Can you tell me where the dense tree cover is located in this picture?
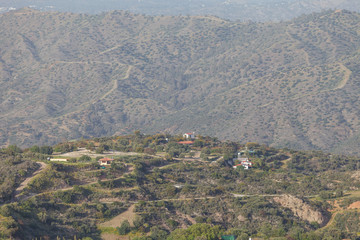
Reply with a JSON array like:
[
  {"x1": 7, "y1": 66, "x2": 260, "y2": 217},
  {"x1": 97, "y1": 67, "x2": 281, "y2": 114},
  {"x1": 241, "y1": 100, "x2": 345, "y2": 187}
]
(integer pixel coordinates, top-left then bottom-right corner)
[
  {"x1": 87, "y1": 132, "x2": 195, "y2": 158},
  {"x1": 29, "y1": 145, "x2": 54, "y2": 155},
  {"x1": 167, "y1": 223, "x2": 223, "y2": 240}
]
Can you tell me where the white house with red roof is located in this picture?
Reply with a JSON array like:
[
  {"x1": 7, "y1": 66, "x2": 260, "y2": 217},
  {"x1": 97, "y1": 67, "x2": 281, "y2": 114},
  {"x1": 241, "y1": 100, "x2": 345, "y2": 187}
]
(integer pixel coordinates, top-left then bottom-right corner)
[
  {"x1": 233, "y1": 158, "x2": 253, "y2": 170},
  {"x1": 183, "y1": 132, "x2": 195, "y2": 139},
  {"x1": 98, "y1": 157, "x2": 114, "y2": 165}
]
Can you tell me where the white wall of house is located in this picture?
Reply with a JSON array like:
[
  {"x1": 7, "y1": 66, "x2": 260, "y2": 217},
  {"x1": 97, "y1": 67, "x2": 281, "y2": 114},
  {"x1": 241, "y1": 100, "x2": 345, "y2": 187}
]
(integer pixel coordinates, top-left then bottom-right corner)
[
  {"x1": 50, "y1": 158, "x2": 68, "y2": 162},
  {"x1": 99, "y1": 161, "x2": 111, "y2": 165},
  {"x1": 183, "y1": 132, "x2": 195, "y2": 139}
]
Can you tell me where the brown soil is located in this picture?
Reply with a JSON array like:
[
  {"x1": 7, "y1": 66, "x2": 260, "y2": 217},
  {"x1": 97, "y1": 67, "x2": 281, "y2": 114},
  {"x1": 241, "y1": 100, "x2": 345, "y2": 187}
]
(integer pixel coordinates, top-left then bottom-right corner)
[
  {"x1": 328, "y1": 200, "x2": 342, "y2": 212},
  {"x1": 348, "y1": 201, "x2": 360, "y2": 209},
  {"x1": 55, "y1": 148, "x2": 140, "y2": 158},
  {"x1": 14, "y1": 162, "x2": 47, "y2": 198},
  {"x1": 100, "y1": 204, "x2": 136, "y2": 228}
]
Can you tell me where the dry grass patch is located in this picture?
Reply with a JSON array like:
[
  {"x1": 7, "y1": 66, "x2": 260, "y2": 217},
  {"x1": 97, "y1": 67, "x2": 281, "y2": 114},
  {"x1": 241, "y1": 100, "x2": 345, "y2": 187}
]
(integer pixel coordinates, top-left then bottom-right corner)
[{"x1": 100, "y1": 204, "x2": 136, "y2": 228}]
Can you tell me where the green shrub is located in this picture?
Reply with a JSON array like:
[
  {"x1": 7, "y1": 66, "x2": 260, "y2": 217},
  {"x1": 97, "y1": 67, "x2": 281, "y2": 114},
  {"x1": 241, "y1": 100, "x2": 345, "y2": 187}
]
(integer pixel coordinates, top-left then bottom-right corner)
[{"x1": 117, "y1": 220, "x2": 131, "y2": 235}]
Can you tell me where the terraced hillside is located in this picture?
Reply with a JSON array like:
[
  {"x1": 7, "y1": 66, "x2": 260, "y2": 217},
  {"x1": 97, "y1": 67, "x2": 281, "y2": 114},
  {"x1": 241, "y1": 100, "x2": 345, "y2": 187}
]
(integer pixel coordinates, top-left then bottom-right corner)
[
  {"x1": 1, "y1": 134, "x2": 360, "y2": 239},
  {"x1": 0, "y1": 8, "x2": 360, "y2": 154}
]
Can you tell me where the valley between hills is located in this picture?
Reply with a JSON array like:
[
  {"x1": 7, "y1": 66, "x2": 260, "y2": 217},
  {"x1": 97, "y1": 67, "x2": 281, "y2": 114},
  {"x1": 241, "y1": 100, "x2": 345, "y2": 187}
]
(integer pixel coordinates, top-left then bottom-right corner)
[
  {"x1": 2, "y1": 4, "x2": 360, "y2": 240},
  {"x1": 1, "y1": 8, "x2": 360, "y2": 155}
]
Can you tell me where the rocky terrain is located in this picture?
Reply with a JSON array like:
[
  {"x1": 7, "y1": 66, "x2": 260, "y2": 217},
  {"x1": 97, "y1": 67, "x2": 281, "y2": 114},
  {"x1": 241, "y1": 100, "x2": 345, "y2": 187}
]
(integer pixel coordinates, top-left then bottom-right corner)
[{"x1": 273, "y1": 194, "x2": 328, "y2": 226}]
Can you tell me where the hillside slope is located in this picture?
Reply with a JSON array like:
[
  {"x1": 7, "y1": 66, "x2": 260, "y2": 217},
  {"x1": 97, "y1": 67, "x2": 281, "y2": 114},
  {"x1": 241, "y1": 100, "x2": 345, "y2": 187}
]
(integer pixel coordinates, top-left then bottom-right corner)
[
  {"x1": 1, "y1": 134, "x2": 360, "y2": 239},
  {"x1": 0, "y1": 8, "x2": 360, "y2": 154}
]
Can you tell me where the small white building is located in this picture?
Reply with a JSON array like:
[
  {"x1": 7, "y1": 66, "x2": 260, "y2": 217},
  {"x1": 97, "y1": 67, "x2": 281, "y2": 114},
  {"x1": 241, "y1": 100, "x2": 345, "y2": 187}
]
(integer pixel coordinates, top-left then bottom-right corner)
[
  {"x1": 98, "y1": 158, "x2": 114, "y2": 165},
  {"x1": 49, "y1": 158, "x2": 69, "y2": 162},
  {"x1": 183, "y1": 132, "x2": 195, "y2": 139},
  {"x1": 241, "y1": 160, "x2": 252, "y2": 169},
  {"x1": 238, "y1": 151, "x2": 246, "y2": 157},
  {"x1": 233, "y1": 158, "x2": 253, "y2": 170}
]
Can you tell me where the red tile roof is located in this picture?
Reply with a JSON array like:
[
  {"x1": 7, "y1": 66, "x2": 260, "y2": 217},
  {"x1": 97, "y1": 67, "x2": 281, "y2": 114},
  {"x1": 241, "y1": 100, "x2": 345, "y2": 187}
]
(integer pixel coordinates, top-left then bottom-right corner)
[{"x1": 177, "y1": 141, "x2": 195, "y2": 145}]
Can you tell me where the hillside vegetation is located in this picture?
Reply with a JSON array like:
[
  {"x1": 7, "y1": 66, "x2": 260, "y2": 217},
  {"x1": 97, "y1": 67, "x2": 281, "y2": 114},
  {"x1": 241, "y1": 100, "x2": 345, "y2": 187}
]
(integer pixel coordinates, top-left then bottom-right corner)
[
  {"x1": 0, "y1": 133, "x2": 360, "y2": 239},
  {"x1": 1, "y1": 8, "x2": 360, "y2": 154}
]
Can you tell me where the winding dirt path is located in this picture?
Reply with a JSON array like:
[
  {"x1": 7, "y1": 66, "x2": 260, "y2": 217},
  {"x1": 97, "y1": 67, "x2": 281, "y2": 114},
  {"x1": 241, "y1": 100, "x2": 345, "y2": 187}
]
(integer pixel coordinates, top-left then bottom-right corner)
[
  {"x1": 319, "y1": 197, "x2": 360, "y2": 231},
  {"x1": 15, "y1": 165, "x2": 135, "y2": 203},
  {"x1": 14, "y1": 162, "x2": 47, "y2": 200},
  {"x1": 260, "y1": 63, "x2": 352, "y2": 108},
  {"x1": 319, "y1": 208, "x2": 360, "y2": 231},
  {"x1": 50, "y1": 61, "x2": 132, "y2": 120},
  {"x1": 335, "y1": 63, "x2": 351, "y2": 90},
  {"x1": 99, "y1": 45, "x2": 123, "y2": 55},
  {"x1": 100, "y1": 65, "x2": 133, "y2": 100}
]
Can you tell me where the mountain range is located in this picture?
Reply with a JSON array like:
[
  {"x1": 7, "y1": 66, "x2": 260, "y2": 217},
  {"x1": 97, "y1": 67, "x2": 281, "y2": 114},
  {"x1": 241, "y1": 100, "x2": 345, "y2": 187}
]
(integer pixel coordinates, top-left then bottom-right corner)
[
  {"x1": 1, "y1": 0, "x2": 360, "y2": 22},
  {"x1": 0, "y1": 8, "x2": 360, "y2": 155}
]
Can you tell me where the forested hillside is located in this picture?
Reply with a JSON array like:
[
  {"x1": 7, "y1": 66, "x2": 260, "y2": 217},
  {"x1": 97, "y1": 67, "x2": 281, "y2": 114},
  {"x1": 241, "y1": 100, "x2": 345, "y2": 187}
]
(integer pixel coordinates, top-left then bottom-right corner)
[
  {"x1": 1, "y1": 133, "x2": 360, "y2": 239},
  {"x1": 1, "y1": 8, "x2": 360, "y2": 154}
]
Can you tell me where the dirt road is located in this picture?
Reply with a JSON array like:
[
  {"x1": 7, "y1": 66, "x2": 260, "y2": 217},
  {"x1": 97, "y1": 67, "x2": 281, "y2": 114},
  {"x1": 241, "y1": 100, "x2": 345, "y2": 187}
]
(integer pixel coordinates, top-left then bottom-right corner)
[{"x1": 14, "y1": 162, "x2": 47, "y2": 199}]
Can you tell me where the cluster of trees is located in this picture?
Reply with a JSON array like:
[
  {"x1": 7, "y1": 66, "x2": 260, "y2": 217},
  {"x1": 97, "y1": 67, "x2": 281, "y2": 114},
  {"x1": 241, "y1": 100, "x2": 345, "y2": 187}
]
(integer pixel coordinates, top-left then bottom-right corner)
[
  {"x1": 167, "y1": 223, "x2": 223, "y2": 240},
  {"x1": 26, "y1": 163, "x2": 74, "y2": 193},
  {"x1": 0, "y1": 196, "x2": 126, "y2": 239},
  {"x1": 288, "y1": 150, "x2": 360, "y2": 173},
  {"x1": 83, "y1": 132, "x2": 222, "y2": 158},
  {"x1": 0, "y1": 151, "x2": 38, "y2": 203},
  {"x1": 319, "y1": 189, "x2": 343, "y2": 200},
  {"x1": 27, "y1": 143, "x2": 78, "y2": 155},
  {"x1": 28, "y1": 145, "x2": 54, "y2": 155},
  {"x1": 87, "y1": 132, "x2": 170, "y2": 154}
]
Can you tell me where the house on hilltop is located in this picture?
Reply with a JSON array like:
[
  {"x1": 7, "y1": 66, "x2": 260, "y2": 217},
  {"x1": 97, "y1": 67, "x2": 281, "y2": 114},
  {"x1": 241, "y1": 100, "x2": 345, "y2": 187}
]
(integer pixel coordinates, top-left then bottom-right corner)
[
  {"x1": 233, "y1": 158, "x2": 253, "y2": 170},
  {"x1": 98, "y1": 157, "x2": 114, "y2": 165},
  {"x1": 183, "y1": 132, "x2": 195, "y2": 139}
]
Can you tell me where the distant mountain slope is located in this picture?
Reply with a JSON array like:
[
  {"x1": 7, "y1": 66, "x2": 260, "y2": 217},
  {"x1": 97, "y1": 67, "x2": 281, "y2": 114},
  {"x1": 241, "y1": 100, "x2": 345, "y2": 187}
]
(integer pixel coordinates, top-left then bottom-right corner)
[
  {"x1": 0, "y1": 8, "x2": 360, "y2": 155},
  {"x1": 1, "y1": 0, "x2": 360, "y2": 22}
]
